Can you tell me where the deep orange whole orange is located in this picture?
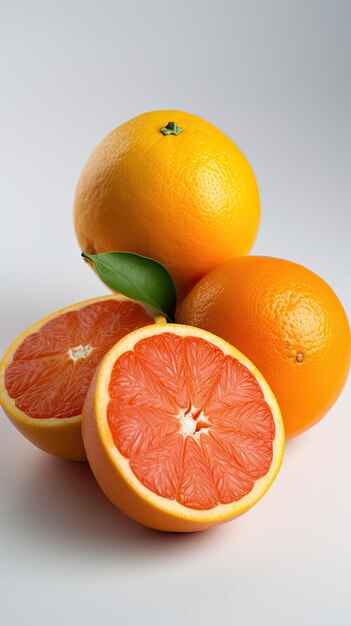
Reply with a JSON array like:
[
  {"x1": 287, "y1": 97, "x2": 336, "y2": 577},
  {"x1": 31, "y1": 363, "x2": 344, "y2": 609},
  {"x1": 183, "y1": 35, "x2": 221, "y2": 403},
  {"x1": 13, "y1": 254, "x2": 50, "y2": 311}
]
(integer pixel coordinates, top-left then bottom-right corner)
[
  {"x1": 74, "y1": 110, "x2": 260, "y2": 300},
  {"x1": 176, "y1": 256, "x2": 351, "y2": 437}
]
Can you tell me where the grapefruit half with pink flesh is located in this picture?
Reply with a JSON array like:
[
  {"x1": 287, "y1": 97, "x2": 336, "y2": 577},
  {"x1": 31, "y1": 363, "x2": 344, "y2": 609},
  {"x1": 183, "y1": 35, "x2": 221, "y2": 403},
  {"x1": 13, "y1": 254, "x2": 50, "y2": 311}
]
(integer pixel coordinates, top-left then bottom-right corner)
[
  {"x1": 82, "y1": 323, "x2": 284, "y2": 531},
  {"x1": 0, "y1": 295, "x2": 165, "y2": 460}
]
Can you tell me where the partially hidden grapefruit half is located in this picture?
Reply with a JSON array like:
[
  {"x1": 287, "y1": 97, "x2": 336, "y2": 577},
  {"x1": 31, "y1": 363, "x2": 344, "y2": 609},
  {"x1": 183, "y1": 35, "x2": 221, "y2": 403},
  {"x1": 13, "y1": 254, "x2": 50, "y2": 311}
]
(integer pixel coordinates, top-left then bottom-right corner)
[
  {"x1": 82, "y1": 324, "x2": 284, "y2": 532},
  {"x1": 0, "y1": 295, "x2": 165, "y2": 461}
]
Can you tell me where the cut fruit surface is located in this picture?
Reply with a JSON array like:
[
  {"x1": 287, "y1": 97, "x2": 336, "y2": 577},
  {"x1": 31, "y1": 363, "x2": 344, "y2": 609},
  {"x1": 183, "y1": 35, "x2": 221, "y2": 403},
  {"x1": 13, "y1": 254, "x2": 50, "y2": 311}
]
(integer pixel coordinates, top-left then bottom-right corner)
[
  {"x1": 82, "y1": 324, "x2": 284, "y2": 531},
  {"x1": 0, "y1": 295, "x2": 164, "y2": 460}
]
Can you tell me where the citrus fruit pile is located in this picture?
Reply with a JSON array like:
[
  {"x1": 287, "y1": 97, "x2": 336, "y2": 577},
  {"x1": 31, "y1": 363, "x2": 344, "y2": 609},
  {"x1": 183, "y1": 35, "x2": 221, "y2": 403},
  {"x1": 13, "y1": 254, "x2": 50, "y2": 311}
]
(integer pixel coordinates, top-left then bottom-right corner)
[{"x1": 1, "y1": 110, "x2": 350, "y2": 533}]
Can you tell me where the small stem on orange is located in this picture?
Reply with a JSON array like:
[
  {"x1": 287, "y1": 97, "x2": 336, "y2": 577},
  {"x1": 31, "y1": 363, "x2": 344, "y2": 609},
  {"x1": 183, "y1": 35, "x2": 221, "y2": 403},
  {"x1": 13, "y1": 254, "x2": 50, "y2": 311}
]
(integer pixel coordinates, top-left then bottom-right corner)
[{"x1": 160, "y1": 121, "x2": 182, "y2": 135}]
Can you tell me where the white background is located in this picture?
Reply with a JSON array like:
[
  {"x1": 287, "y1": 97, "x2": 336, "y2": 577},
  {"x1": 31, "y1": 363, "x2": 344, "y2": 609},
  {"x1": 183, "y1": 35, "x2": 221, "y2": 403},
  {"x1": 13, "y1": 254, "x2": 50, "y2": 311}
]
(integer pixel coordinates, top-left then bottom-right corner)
[{"x1": 1, "y1": 1, "x2": 350, "y2": 624}]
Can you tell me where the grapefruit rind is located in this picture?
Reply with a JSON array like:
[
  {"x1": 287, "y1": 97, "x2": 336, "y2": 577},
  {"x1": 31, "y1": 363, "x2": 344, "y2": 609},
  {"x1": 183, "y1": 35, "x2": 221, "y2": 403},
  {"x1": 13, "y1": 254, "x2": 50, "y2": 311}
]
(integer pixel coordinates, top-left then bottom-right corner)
[
  {"x1": 82, "y1": 323, "x2": 284, "y2": 531},
  {"x1": 0, "y1": 295, "x2": 165, "y2": 461}
]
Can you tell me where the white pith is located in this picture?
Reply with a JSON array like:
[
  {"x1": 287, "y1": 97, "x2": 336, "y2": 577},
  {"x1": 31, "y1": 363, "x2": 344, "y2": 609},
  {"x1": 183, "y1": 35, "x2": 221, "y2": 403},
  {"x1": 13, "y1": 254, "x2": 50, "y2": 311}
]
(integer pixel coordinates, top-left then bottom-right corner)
[
  {"x1": 68, "y1": 344, "x2": 94, "y2": 362},
  {"x1": 177, "y1": 406, "x2": 212, "y2": 438}
]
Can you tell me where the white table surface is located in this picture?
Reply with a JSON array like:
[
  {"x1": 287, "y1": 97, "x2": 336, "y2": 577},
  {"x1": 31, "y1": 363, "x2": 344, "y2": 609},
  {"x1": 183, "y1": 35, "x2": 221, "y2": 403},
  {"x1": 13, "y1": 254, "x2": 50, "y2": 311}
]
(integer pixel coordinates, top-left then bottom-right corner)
[{"x1": 1, "y1": 2, "x2": 350, "y2": 625}]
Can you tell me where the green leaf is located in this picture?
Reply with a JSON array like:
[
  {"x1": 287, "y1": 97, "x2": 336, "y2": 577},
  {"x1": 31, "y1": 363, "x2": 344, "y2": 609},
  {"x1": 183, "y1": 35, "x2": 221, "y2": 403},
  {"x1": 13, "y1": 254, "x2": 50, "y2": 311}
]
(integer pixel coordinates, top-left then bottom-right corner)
[{"x1": 82, "y1": 251, "x2": 177, "y2": 321}]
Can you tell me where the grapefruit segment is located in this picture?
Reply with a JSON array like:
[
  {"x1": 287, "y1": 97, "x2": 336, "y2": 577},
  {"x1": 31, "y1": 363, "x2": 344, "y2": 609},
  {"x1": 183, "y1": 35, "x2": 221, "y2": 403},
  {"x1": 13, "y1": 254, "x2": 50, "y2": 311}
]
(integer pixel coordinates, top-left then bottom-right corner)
[
  {"x1": 134, "y1": 333, "x2": 190, "y2": 409},
  {"x1": 205, "y1": 355, "x2": 264, "y2": 416},
  {"x1": 107, "y1": 401, "x2": 178, "y2": 458},
  {"x1": 130, "y1": 434, "x2": 183, "y2": 500},
  {"x1": 183, "y1": 336, "x2": 225, "y2": 409},
  {"x1": 177, "y1": 436, "x2": 218, "y2": 510},
  {"x1": 210, "y1": 430, "x2": 273, "y2": 480},
  {"x1": 109, "y1": 350, "x2": 177, "y2": 414},
  {"x1": 0, "y1": 295, "x2": 165, "y2": 460},
  {"x1": 209, "y1": 400, "x2": 276, "y2": 439},
  {"x1": 82, "y1": 323, "x2": 285, "y2": 532},
  {"x1": 201, "y1": 435, "x2": 254, "y2": 503}
]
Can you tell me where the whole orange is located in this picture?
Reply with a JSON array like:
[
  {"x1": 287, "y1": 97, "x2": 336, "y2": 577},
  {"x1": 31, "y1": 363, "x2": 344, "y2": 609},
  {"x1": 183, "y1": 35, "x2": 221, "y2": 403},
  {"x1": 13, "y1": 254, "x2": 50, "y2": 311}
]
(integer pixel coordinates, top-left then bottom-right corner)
[
  {"x1": 176, "y1": 256, "x2": 351, "y2": 437},
  {"x1": 74, "y1": 110, "x2": 260, "y2": 300}
]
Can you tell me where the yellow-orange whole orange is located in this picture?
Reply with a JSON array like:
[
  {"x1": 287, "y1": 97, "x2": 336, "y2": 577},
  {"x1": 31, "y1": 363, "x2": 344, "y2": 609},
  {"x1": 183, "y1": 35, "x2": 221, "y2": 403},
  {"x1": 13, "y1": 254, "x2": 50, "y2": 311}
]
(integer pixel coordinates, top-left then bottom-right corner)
[
  {"x1": 176, "y1": 256, "x2": 351, "y2": 437},
  {"x1": 74, "y1": 110, "x2": 260, "y2": 300}
]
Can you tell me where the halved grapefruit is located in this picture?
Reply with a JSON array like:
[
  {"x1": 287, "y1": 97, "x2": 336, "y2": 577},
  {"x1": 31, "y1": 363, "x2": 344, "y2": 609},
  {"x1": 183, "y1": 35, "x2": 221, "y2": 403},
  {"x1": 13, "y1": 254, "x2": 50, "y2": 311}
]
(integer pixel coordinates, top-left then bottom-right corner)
[
  {"x1": 82, "y1": 324, "x2": 284, "y2": 532},
  {"x1": 0, "y1": 295, "x2": 164, "y2": 461}
]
